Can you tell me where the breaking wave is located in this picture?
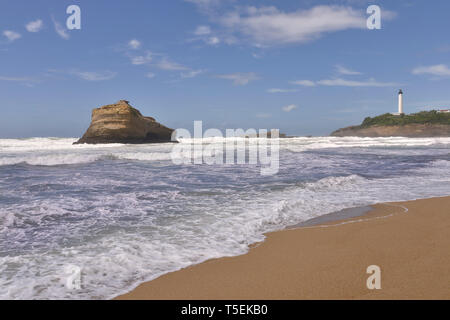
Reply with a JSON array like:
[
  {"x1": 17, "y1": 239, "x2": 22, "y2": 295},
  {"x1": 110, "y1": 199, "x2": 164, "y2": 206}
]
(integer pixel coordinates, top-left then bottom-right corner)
[{"x1": 0, "y1": 136, "x2": 449, "y2": 299}]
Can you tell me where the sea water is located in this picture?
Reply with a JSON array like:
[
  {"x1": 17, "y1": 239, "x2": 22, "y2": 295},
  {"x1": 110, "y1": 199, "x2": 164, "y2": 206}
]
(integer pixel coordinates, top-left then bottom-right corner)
[{"x1": 0, "y1": 136, "x2": 449, "y2": 299}]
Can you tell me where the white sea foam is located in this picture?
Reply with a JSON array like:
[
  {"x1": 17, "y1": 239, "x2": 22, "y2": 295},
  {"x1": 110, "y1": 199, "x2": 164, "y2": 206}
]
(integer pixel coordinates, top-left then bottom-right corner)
[
  {"x1": 0, "y1": 137, "x2": 449, "y2": 299},
  {"x1": 0, "y1": 136, "x2": 449, "y2": 167}
]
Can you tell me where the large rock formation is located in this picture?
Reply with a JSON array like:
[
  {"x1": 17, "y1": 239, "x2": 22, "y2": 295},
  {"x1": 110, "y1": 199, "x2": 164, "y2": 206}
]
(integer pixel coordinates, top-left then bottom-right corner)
[
  {"x1": 74, "y1": 100, "x2": 175, "y2": 144},
  {"x1": 331, "y1": 123, "x2": 450, "y2": 137}
]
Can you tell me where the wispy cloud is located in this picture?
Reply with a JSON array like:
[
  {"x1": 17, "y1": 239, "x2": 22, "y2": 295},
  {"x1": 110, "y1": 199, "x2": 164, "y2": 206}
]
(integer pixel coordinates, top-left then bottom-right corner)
[
  {"x1": 52, "y1": 16, "x2": 70, "y2": 40},
  {"x1": 206, "y1": 36, "x2": 220, "y2": 45},
  {"x1": 267, "y1": 88, "x2": 298, "y2": 93},
  {"x1": 122, "y1": 40, "x2": 203, "y2": 79},
  {"x1": 156, "y1": 57, "x2": 189, "y2": 71},
  {"x1": 190, "y1": 25, "x2": 221, "y2": 46},
  {"x1": 412, "y1": 64, "x2": 450, "y2": 77},
  {"x1": 282, "y1": 104, "x2": 298, "y2": 112},
  {"x1": 156, "y1": 58, "x2": 204, "y2": 78},
  {"x1": 0, "y1": 75, "x2": 40, "y2": 86},
  {"x1": 292, "y1": 78, "x2": 398, "y2": 87},
  {"x1": 26, "y1": 19, "x2": 44, "y2": 33},
  {"x1": 181, "y1": 69, "x2": 205, "y2": 78},
  {"x1": 290, "y1": 80, "x2": 316, "y2": 87},
  {"x1": 216, "y1": 72, "x2": 259, "y2": 85},
  {"x1": 0, "y1": 76, "x2": 33, "y2": 81},
  {"x1": 194, "y1": 25, "x2": 211, "y2": 36},
  {"x1": 128, "y1": 39, "x2": 141, "y2": 50},
  {"x1": 3, "y1": 30, "x2": 21, "y2": 42},
  {"x1": 316, "y1": 78, "x2": 399, "y2": 87},
  {"x1": 46, "y1": 69, "x2": 117, "y2": 82},
  {"x1": 70, "y1": 70, "x2": 117, "y2": 81},
  {"x1": 129, "y1": 52, "x2": 153, "y2": 65},
  {"x1": 335, "y1": 64, "x2": 361, "y2": 75}
]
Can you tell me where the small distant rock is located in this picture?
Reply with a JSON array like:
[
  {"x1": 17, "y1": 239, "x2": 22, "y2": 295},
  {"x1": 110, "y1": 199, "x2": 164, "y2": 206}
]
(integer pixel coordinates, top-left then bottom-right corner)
[{"x1": 74, "y1": 100, "x2": 175, "y2": 144}]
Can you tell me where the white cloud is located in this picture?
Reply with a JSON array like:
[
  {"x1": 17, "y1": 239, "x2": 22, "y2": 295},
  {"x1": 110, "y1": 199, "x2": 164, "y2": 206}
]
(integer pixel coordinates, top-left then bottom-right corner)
[
  {"x1": 0, "y1": 75, "x2": 39, "y2": 86},
  {"x1": 267, "y1": 88, "x2": 298, "y2": 93},
  {"x1": 291, "y1": 78, "x2": 398, "y2": 87},
  {"x1": 52, "y1": 16, "x2": 70, "y2": 40},
  {"x1": 194, "y1": 25, "x2": 211, "y2": 35},
  {"x1": 131, "y1": 56, "x2": 147, "y2": 65},
  {"x1": 316, "y1": 78, "x2": 399, "y2": 87},
  {"x1": 3, "y1": 30, "x2": 21, "y2": 42},
  {"x1": 220, "y1": 5, "x2": 367, "y2": 46},
  {"x1": 181, "y1": 69, "x2": 204, "y2": 78},
  {"x1": 206, "y1": 36, "x2": 220, "y2": 45},
  {"x1": 194, "y1": 35, "x2": 221, "y2": 46},
  {"x1": 26, "y1": 19, "x2": 43, "y2": 33},
  {"x1": 190, "y1": 25, "x2": 221, "y2": 46},
  {"x1": 216, "y1": 72, "x2": 259, "y2": 85},
  {"x1": 335, "y1": 64, "x2": 361, "y2": 75},
  {"x1": 130, "y1": 52, "x2": 153, "y2": 65},
  {"x1": 156, "y1": 58, "x2": 189, "y2": 71},
  {"x1": 412, "y1": 64, "x2": 450, "y2": 77},
  {"x1": 282, "y1": 104, "x2": 298, "y2": 112},
  {"x1": 128, "y1": 39, "x2": 141, "y2": 50},
  {"x1": 70, "y1": 71, "x2": 117, "y2": 81},
  {"x1": 291, "y1": 80, "x2": 316, "y2": 87},
  {"x1": 0, "y1": 76, "x2": 32, "y2": 81},
  {"x1": 122, "y1": 43, "x2": 201, "y2": 79}
]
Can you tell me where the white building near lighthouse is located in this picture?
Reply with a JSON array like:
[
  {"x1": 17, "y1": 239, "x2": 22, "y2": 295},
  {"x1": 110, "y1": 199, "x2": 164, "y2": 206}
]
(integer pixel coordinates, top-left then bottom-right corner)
[{"x1": 392, "y1": 89, "x2": 405, "y2": 115}]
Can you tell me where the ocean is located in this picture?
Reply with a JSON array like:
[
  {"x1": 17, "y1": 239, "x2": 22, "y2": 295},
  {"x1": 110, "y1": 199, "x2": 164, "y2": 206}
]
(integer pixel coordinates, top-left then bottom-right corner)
[{"x1": 0, "y1": 136, "x2": 449, "y2": 299}]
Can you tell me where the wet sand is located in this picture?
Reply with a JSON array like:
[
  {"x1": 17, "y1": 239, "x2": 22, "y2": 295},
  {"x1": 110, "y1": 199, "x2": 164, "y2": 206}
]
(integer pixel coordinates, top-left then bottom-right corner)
[{"x1": 116, "y1": 196, "x2": 450, "y2": 300}]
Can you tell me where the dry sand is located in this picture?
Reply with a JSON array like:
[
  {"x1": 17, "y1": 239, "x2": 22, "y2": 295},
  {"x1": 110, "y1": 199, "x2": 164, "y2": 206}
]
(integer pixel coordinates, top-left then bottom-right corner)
[{"x1": 116, "y1": 196, "x2": 450, "y2": 300}]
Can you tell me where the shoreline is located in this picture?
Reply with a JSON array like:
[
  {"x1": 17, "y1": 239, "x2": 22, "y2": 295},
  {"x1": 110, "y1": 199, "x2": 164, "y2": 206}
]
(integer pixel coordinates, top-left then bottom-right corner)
[
  {"x1": 116, "y1": 196, "x2": 450, "y2": 300},
  {"x1": 287, "y1": 205, "x2": 373, "y2": 229}
]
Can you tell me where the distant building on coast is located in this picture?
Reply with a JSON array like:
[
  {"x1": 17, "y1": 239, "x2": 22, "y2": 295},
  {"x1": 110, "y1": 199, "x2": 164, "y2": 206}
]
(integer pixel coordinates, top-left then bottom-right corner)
[{"x1": 422, "y1": 107, "x2": 450, "y2": 113}]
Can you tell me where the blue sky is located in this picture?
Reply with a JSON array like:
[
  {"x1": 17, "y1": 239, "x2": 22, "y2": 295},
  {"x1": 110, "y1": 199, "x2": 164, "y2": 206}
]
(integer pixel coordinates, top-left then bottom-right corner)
[{"x1": 1, "y1": 0, "x2": 450, "y2": 137}]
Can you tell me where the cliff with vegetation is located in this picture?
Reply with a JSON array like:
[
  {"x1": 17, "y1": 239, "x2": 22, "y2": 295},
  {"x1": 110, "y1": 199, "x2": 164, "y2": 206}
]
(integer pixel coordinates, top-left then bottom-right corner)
[{"x1": 331, "y1": 111, "x2": 450, "y2": 137}]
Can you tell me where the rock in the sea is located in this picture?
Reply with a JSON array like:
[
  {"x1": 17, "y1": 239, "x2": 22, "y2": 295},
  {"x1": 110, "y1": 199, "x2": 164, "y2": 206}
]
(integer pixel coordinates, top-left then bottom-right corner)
[{"x1": 74, "y1": 100, "x2": 175, "y2": 144}]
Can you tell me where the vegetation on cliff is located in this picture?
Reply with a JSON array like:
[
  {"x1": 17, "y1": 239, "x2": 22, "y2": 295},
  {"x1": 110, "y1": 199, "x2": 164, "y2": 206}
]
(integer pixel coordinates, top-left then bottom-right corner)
[{"x1": 360, "y1": 111, "x2": 450, "y2": 128}]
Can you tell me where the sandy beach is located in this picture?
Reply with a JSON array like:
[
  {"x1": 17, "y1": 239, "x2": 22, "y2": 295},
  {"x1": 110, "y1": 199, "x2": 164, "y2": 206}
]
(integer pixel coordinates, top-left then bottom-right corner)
[{"x1": 117, "y1": 196, "x2": 450, "y2": 300}]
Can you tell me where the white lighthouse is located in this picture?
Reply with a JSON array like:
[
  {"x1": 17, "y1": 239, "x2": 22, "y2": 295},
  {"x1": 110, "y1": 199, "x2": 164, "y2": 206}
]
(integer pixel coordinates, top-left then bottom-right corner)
[
  {"x1": 398, "y1": 89, "x2": 404, "y2": 114},
  {"x1": 392, "y1": 89, "x2": 404, "y2": 115}
]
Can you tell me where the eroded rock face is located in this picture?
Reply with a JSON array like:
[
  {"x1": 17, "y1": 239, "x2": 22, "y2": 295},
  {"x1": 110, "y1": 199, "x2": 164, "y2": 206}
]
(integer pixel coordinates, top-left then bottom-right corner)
[
  {"x1": 74, "y1": 100, "x2": 175, "y2": 144},
  {"x1": 330, "y1": 124, "x2": 450, "y2": 137}
]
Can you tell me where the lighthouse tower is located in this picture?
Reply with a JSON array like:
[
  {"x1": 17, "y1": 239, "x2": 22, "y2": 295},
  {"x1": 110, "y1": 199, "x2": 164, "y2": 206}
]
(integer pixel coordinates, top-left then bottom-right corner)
[{"x1": 398, "y1": 89, "x2": 404, "y2": 114}]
